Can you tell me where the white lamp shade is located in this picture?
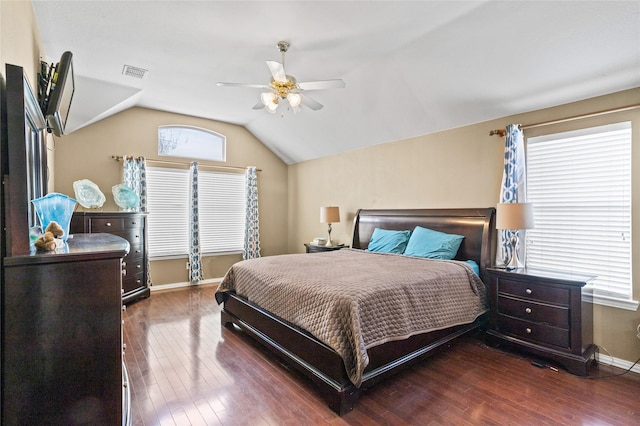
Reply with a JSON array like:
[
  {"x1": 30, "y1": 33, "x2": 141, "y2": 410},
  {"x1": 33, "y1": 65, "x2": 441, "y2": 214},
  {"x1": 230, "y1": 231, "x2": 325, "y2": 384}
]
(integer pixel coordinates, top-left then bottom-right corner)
[
  {"x1": 320, "y1": 206, "x2": 340, "y2": 223},
  {"x1": 496, "y1": 203, "x2": 534, "y2": 230}
]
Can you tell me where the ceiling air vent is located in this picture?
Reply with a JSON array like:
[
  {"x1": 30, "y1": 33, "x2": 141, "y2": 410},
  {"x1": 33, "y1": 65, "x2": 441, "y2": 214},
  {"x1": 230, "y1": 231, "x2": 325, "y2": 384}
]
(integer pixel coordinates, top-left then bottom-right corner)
[{"x1": 122, "y1": 64, "x2": 148, "y2": 79}]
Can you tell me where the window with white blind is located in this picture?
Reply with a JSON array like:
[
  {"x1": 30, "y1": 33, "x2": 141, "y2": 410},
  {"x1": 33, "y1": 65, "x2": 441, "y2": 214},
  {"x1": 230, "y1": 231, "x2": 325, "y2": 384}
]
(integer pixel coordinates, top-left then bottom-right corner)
[
  {"x1": 526, "y1": 122, "x2": 636, "y2": 310},
  {"x1": 146, "y1": 166, "x2": 245, "y2": 259}
]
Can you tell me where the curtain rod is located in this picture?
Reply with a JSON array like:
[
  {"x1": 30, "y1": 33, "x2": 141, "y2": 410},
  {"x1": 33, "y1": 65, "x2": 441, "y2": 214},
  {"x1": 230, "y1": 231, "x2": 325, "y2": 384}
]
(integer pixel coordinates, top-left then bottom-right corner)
[
  {"x1": 111, "y1": 155, "x2": 261, "y2": 172},
  {"x1": 488, "y1": 103, "x2": 640, "y2": 137}
]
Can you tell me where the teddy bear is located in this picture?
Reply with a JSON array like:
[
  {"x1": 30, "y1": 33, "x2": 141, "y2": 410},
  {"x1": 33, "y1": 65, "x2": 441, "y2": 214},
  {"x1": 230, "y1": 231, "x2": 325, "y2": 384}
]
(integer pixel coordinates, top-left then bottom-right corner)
[{"x1": 34, "y1": 221, "x2": 65, "y2": 251}]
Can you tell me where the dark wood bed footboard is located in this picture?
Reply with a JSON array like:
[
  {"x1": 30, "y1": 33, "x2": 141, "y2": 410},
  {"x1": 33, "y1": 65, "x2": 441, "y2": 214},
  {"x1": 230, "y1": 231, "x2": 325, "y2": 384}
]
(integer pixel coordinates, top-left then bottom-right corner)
[
  {"x1": 219, "y1": 207, "x2": 495, "y2": 415},
  {"x1": 221, "y1": 294, "x2": 360, "y2": 414},
  {"x1": 221, "y1": 292, "x2": 488, "y2": 415}
]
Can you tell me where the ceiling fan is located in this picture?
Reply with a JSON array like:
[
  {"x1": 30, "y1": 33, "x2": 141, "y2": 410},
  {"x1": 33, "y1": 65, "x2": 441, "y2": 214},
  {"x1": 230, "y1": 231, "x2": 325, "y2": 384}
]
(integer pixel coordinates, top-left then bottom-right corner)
[{"x1": 216, "y1": 41, "x2": 345, "y2": 114}]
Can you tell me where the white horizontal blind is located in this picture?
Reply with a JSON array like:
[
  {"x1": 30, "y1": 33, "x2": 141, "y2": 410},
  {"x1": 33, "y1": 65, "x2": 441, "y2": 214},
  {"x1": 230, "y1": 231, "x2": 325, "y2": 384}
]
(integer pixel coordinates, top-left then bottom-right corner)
[
  {"x1": 198, "y1": 171, "x2": 245, "y2": 254},
  {"x1": 146, "y1": 167, "x2": 190, "y2": 258},
  {"x1": 146, "y1": 166, "x2": 245, "y2": 258},
  {"x1": 526, "y1": 122, "x2": 631, "y2": 301}
]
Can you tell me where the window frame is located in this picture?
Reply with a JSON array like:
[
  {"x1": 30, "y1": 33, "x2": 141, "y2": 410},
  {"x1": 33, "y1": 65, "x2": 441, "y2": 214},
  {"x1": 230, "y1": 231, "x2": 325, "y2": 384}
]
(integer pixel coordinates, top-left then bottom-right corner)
[{"x1": 525, "y1": 121, "x2": 637, "y2": 310}]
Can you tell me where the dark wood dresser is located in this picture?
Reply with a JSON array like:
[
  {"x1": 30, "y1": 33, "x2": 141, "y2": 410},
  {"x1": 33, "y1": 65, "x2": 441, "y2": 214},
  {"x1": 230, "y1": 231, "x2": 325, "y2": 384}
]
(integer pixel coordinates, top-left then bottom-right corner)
[
  {"x1": 71, "y1": 212, "x2": 150, "y2": 304},
  {"x1": 1, "y1": 233, "x2": 130, "y2": 425},
  {"x1": 485, "y1": 267, "x2": 597, "y2": 375}
]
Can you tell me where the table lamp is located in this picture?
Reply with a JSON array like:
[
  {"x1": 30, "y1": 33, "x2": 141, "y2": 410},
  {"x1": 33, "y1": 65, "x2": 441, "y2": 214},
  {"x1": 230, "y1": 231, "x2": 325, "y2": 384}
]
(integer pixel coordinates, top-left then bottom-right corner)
[
  {"x1": 496, "y1": 202, "x2": 534, "y2": 269},
  {"x1": 320, "y1": 206, "x2": 340, "y2": 247}
]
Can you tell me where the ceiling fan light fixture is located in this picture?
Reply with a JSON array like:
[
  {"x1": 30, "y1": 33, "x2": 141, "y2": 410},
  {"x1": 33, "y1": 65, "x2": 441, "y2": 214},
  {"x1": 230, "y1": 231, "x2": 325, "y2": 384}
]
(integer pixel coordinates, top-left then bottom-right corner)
[
  {"x1": 287, "y1": 92, "x2": 302, "y2": 107},
  {"x1": 265, "y1": 101, "x2": 278, "y2": 113},
  {"x1": 217, "y1": 41, "x2": 345, "y2": 115},
  {"x1": 260, "y1": 91, "x2": 276, "y2": 106}
]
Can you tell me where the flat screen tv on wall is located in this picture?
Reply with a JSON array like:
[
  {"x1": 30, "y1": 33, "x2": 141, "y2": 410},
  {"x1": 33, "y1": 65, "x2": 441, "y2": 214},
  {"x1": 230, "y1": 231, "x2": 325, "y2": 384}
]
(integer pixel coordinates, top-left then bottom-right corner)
[{"x1": 42, "y1": 51, "x2": 75, "y2": 137}]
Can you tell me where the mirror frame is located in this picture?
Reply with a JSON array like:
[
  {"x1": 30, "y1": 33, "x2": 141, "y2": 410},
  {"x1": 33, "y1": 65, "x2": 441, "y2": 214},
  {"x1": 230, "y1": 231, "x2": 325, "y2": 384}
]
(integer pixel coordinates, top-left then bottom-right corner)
[{"x1": 3, "y1": 64, "x2": 47, "y2": 256}]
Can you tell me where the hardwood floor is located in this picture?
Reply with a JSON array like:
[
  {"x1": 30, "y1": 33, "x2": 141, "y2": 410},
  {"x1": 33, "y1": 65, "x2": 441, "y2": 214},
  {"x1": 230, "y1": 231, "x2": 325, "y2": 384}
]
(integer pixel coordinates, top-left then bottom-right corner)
[{"x1": 123, "y1": 285, "x2": 640, "y2": 425}]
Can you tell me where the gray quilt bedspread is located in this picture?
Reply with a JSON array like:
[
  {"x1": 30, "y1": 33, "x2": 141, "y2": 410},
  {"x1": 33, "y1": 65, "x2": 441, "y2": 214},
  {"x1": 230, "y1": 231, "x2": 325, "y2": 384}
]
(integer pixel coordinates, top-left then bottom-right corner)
[{"x1": 215, "y1": 248, "x2": 487, "y2": 386}]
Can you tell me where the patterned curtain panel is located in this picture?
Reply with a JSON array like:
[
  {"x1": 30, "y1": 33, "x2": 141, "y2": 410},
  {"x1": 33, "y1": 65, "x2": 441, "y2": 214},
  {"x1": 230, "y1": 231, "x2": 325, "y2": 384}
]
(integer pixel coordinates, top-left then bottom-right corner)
[
  {"x1": 122, "y1": 156, "x2": 148, "y2": 212},
  {"x1": 122, "y1": 156, "x2": 152, "y2": 286},
  {"x1": 189, "y1": 162, "x2": 204, "y2": 283},
  {"x1": 243, "y1": 166, "x2": 261, "y2": 260},
  {"x1": 498, "y1": 124, "x2": 527, "y2": 265}
]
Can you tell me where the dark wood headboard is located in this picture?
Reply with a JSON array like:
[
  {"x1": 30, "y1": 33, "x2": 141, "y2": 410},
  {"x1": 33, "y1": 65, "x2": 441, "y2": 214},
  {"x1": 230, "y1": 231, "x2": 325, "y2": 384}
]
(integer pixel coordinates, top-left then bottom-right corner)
[{"x1": 351, "y1": 208, "x2": 496, "y2": 282}]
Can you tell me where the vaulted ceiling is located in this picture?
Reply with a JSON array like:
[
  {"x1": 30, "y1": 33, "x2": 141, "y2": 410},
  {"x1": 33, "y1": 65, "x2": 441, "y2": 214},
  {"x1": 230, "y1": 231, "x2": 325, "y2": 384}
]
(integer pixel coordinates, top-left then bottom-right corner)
[{"x1": 32, "y1": 1, "x2": 640, "y2": 164}]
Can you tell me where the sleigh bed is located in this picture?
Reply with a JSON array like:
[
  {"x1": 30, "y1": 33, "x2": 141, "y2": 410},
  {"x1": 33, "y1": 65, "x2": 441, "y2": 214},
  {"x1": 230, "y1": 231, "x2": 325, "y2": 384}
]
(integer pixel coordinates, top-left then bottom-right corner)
[{"x1": 216, "y1": 208, "x2": 496, "y2": 414}]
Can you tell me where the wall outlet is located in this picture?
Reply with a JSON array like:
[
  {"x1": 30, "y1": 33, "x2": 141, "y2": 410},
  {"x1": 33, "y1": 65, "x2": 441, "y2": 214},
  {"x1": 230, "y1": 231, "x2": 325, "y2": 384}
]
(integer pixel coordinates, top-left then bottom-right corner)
[
  {"x1": 637, "y1": 324, "x2": 640, "y2": 340},
  {"x1": 186, "y1": 262, "x2": 190, "y2": 270}
]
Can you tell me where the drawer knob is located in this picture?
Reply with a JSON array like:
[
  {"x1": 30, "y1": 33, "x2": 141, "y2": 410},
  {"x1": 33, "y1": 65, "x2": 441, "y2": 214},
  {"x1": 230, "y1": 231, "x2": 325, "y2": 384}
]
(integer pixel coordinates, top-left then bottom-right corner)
[
  {"x1": 525, "y1": 307, "x2": 532, "y2": 314},
  {"x1": 106, "y1": 222, "x2": 112, "y2": 227},
  {"x1": 136, "y1": 264, "x2": 141, "y2": 269},
  {"x1": 526, "y1": 327, "x2": 532, "y2": 334},
  {"x1": 122, "y1": 305, "x2": 127, "y2": 312},
  {"x1": 525, "y1": 288, "x2": 532, "y2": 295}
]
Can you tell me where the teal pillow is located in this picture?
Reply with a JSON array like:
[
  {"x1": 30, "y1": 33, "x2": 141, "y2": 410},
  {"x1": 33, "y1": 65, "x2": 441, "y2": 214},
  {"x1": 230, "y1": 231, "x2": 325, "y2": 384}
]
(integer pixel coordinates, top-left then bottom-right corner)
[
  {"x1": 465, "y1": 260, "x2": 480, "y2": 276},
  {"x1": 403, "y1": 226, "x2": 464, "y2": 260},
  {"x1": 367, "y1": 228, "x2": 411, "y2": 254}
]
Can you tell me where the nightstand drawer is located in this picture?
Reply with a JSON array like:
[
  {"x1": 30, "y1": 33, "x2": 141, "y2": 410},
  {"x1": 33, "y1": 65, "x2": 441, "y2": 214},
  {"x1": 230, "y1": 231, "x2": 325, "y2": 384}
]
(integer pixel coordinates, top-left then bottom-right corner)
[
  {"x1": 498, "y1": 294, "x2": 569, "y2": 328},
  {"x1": 497, "y1": 315, "x2": 570, "y2": 349},
  {"x1": 498, "y1": 278, "x2": 570, "y2": 305}
]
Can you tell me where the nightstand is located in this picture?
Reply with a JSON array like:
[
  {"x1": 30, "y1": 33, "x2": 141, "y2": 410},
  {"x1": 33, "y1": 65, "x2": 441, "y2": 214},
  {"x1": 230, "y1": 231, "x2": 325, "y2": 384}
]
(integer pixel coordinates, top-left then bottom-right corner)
[
  {"x1": 304, "y1": 243, "x2": 345, "y2": 253},
  {"x1": 485, "y1": 267, "x2": 597, "y2": 376}
]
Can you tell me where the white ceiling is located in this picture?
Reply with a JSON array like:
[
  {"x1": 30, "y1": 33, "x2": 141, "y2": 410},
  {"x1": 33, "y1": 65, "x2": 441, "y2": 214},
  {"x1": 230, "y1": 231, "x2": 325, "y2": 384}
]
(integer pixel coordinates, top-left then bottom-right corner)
[{"x1": 32, "y1": 1, "x2": 640, "y2": 165}]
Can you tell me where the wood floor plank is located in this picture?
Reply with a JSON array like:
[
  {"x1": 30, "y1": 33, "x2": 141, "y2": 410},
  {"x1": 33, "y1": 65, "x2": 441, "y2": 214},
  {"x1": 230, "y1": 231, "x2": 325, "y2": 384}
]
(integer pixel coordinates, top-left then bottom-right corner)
[{"x1": 124, "y1": 285, "x2": 640, "y2": 425}]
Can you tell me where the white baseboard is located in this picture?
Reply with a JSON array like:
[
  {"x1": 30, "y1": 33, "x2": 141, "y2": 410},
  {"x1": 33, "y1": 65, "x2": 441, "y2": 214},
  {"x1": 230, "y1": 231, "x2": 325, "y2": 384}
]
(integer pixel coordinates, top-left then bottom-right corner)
[
  {"x1": 149, "y1": 278, "x2": 222, "y2": 292},
  {"x1": 596, "y1": 352, "x2": 640, "y2": 375}
]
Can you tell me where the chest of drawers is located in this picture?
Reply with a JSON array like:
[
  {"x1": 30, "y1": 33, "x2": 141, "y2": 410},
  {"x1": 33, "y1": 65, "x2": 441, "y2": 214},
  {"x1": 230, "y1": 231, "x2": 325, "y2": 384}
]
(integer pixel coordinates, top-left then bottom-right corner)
[
  {"x1": 485, "y1": 267, "x2": 597, "y2": 376},
  {"x1": 72, "y1": 212, "x2": 150, "y2": 304},
  {"x1": 2, "y1": 234, "x2": 129, "y2": 425}
]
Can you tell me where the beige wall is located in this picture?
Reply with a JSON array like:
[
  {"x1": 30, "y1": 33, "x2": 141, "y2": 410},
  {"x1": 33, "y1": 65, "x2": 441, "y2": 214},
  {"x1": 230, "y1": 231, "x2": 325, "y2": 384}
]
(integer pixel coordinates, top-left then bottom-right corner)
[
  {"x1": 53, "y1": 107, "x2": 288, "y2": 285},
  {"x1": 0, "y1": 0, "x2": 55, "y2": 190},
  {"x1": 289, "y1": 87, "x2": 640, "y2": 364},
  {"x1": 1, "y1": 1, "x2": 41, "y2": 88}
]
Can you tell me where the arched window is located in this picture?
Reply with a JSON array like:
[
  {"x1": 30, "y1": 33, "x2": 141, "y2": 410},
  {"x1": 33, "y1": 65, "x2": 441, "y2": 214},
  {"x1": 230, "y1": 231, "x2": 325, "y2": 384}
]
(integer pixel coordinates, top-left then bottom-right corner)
[{"x1": 158, "y1": 125, "x2": 226, "y2": 161}]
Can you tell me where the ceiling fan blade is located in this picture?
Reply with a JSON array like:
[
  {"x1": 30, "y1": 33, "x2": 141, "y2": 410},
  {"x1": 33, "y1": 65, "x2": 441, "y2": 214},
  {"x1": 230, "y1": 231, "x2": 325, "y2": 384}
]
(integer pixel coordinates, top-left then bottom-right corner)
[
  {"x1": 298, "y1": 79, "x2": 346, "y2": 91},
  {"x1": 266, "y1": 60, "x2": 287, "y2": 82},
  {"x1": 301, "y1": 94, "x2": 323, "y2": 111},
  {"x1": 217, "y1": 82, "x2": 269, "y2": 89}
]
